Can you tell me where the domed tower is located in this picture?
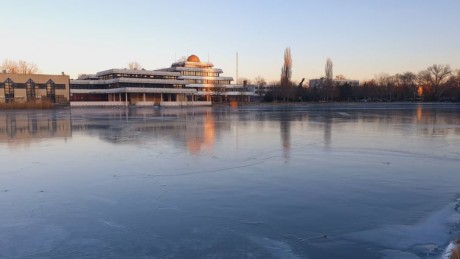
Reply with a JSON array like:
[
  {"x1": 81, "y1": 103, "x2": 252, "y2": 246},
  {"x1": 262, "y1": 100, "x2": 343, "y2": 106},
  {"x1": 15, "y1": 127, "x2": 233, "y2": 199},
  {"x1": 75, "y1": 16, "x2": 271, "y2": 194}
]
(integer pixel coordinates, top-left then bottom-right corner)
[
  {"x1": 160, "y1": 53, "x2": 253, "y2": 103},
  {"x1": 186, "y1": 55, "x2": 201, "y2": 63}
]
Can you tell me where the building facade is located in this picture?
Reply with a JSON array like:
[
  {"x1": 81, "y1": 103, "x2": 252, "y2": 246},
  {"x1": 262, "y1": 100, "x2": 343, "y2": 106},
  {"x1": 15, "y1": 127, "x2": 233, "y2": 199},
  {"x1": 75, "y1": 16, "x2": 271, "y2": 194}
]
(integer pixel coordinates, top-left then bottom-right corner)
[
  {"x1": 0, "y1": 73, "x2": 70, "y2": 104},
  {"x1": 70, "y1": 68, "x2": 198, "y2": 107},
  {"x1": 157, "y1": 55, "x2": 253, "y2": 103},
  {"x1": 70, "y1": 55, "x2": 253, "y2": 106}
]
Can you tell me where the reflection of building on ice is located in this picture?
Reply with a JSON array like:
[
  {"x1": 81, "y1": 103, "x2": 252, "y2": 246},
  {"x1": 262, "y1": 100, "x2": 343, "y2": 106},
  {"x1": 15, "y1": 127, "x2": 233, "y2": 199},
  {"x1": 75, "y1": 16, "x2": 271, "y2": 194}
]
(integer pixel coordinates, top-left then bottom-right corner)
[
  {"x1": 0, "y1": 111, "x2": 72, "y2": 144},
  {"x1": 186, "y1": 112, "x2": 216, "y2": 155},
  {"x1": 280, "y1": 118, "x2": 291, "y2": 161}
]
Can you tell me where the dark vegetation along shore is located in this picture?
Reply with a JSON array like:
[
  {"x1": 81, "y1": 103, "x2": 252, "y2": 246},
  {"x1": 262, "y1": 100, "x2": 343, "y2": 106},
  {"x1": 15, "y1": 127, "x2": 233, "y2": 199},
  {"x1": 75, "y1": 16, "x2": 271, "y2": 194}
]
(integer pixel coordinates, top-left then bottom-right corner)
[{"x1": 259, "y1": 48, "x2": 460, "y2": 103}]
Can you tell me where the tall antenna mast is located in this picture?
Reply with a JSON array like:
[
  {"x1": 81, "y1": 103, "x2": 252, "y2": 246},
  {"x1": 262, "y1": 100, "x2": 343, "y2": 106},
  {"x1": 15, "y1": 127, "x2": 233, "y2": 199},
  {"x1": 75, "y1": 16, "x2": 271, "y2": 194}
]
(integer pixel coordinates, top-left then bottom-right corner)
[{"x1": 236, "y1": 52, "x2": 239, "y2": 84}]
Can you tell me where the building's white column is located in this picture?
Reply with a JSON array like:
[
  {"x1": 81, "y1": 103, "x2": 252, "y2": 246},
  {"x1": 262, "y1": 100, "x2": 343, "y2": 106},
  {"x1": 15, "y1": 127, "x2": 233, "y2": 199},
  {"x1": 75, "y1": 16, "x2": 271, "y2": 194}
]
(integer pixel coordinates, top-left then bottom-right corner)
[
  {"x1": 119, "y1": 93, "x2": 121, "y2": 102},
  {"x1": 143, "y1": 93, "x2": 146, "y2": 102},
  {"x1": 125, "y1": 92, "x2": 128, "y2": 106}
]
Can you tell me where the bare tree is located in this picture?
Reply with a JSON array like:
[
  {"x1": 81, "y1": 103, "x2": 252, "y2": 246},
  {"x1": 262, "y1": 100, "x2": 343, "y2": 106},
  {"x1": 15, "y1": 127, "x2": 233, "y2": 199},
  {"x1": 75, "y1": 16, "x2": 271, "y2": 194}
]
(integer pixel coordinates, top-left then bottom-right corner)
[
  {"x1": 128, "y1": 62, "x2": 142, "y2": 70},
  {"x1": 177, "y1": 56, "x2": 187, "y2": 62},
  {"x1": 423, "y1": 64, "x2": 452, "y2": 100},
  {"x1": 238, "y1": 77, "x2": 252, "y2": 85},
  {"x1": 254, "y1": 76, "x2": 267, "y2": 97},
  {"x1": 254, "y1": 76, "x2": 266, "y2": 86},
  {"x1": 325, "y1": 58, "x2": 333, "y2": 81},
  {"x1": 456, "y1": 70, "x2": 460, "y2": 88},
  {"x1": 397, "y1": 72, "x2": 417, "y2": 100},
  {"x1": 280, "y1": 47, "x2": 292, "y2": 102},
  {"x1": 18, "y1": 60, "x2": 39, "y2": 74},
  {"x1": 335, "y1": 74, "x2": 346, "y2": 80},
  {"x1": 376, "y1": 73, "x2": 396, "y2": 101},
  {"x1": 320, "y1": 58, "x2": 335, "y2": 101},
  {"x1": 1, "y1": 59, "x2": 38, "y2": 74},
  {"x1": 398, "y1": 72, "x2": 417, "y2": 85},
  {"x1": 1, "y1": 59, "x2": 19, "y2": 73}
]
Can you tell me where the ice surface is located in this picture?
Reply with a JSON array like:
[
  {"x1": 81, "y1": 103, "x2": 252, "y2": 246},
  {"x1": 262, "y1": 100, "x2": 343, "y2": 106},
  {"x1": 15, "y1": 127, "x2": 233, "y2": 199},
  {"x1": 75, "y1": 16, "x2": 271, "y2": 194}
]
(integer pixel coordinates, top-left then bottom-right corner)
[
  {"x1": 346, "y1": 201, "x2": 460, "y2": 256},
  {"x1": 0, "y1": 103, "x2": 459, "y2": 258}
]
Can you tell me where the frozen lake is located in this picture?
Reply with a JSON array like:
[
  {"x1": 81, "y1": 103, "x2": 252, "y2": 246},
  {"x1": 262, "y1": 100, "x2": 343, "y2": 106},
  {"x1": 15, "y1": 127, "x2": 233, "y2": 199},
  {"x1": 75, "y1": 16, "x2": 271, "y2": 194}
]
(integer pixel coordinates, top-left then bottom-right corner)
[{"x1": 1, "y1": 103, "x2": 459, "y2": 258}]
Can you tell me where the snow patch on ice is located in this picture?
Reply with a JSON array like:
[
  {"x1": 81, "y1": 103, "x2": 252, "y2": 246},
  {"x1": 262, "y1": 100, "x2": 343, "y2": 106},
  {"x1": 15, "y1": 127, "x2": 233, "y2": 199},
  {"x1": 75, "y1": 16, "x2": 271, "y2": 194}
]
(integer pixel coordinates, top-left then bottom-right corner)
[
  {"x1": 381, "y1": 249, "x2": 420, "y2": 259},
  {"x1": 248, "y1": 235, "x2": 302, "y2": 259},
  {"x1": 346, "y1": 201, "x2": 460, "y2": 255},
  {"x1": 441, "y1": 242, "x2": 456, "y2": 259}
]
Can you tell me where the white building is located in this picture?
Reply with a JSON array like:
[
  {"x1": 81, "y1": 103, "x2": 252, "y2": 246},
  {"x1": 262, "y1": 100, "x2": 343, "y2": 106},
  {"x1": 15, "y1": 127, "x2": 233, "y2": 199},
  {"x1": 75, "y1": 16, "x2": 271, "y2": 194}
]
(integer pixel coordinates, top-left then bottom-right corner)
[
  {"x1": 70, "y1": 55, "x2": 253, "y2": 106},
  {"x1": 157, "y1": 55, "x2": 253, "y2": 103}
]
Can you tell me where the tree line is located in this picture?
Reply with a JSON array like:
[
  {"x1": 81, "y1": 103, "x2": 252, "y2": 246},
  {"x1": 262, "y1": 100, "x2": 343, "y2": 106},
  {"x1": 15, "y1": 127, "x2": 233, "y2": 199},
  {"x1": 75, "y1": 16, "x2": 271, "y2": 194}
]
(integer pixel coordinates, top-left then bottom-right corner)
[
  {"x1": 1, "y1": 59, "x2": 39, "y2": 74},
  {"x1": 255, "y1": 48, "x2": 460, "y2": 102}
]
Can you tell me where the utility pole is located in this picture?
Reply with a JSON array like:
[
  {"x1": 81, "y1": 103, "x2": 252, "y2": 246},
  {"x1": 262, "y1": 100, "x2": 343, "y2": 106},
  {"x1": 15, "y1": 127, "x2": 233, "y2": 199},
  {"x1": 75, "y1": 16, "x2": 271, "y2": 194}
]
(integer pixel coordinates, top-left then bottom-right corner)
[{"x1": 236, "y1": 52, "x2": 239, "y2": 85}]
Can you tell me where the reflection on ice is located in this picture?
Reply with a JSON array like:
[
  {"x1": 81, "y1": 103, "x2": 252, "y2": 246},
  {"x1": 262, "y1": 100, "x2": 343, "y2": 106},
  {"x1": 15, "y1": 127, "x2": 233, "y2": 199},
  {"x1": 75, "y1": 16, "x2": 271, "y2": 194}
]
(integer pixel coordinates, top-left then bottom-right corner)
[
  {"x1": 0, "y1": 110, "x2": 71, "y2": 145},
  {"x1": 1, "y1": 103, "x2": 460, "y2": 258}
]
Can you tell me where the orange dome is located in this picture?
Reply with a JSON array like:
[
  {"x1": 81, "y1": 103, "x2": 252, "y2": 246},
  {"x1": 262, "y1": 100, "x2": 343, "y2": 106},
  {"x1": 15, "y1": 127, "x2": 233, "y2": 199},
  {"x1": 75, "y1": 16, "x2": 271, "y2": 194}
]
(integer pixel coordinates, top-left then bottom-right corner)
[{"x1": 187, "y1": 55, "x2": 200, "y2": 62}]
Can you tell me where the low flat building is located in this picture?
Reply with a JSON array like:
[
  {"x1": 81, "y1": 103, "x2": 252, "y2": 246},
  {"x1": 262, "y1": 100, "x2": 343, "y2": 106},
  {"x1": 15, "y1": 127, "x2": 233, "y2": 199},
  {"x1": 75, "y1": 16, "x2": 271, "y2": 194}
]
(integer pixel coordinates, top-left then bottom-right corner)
[
  {"x1": 0, "y1": 73, "x2": 70, "y2": 104},
  {"x1": 70, "y1": 68, "x2": 198, "y2": 107},
  {"x1": 309, "y1": 78, "x2": 360, "y2": 88}
]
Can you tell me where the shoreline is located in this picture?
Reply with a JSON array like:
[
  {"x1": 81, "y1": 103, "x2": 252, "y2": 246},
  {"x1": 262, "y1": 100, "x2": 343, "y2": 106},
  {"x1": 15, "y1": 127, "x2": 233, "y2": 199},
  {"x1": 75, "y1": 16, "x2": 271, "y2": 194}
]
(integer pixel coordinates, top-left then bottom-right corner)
[{"x1": 1, "y1": 101, "x2": 459, "y2": 110}]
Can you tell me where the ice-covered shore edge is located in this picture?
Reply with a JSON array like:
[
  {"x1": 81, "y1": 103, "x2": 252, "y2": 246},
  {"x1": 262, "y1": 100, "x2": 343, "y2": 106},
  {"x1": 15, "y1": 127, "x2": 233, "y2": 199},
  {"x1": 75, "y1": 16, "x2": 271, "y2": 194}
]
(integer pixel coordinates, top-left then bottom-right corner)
[
  {"x1": 345, "y1": 196, "x2": 460, "y2": 258},
  {"x1": 442, "y1": 239, "x2": 459, "y2": 259},
  {"x1": 439, "y1": 196, "x2": 460, "y2": 259}
]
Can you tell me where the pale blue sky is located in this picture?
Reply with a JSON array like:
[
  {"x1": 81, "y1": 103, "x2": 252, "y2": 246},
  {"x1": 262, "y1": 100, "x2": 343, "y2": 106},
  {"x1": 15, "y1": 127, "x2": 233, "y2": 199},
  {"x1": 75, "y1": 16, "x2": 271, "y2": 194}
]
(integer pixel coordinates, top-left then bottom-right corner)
[{"x1": 1, "y1": 0, "x2": 459, "y2": 82}]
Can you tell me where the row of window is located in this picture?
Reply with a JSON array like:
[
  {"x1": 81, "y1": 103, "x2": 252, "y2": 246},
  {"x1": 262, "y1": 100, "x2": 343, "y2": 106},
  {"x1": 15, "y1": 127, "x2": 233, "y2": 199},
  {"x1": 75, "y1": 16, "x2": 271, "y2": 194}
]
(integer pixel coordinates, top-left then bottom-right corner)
[
  {"x1": 118, "y1": 83, "x2": 184, "y2": 89},
  {"x1": 187, "y1": 79, "x2": 231, "y2": 85},
  {"x1": 99, "y1": 74, "x2": 178, "y2": 80},
  {"x1": 1, "y1": 78, "x2": 57, "y2": 102},
  {"x1": 0, "y1": 83, "x2": 66, "y2": 90},
  {"x1": 182, "y1": 71, "x2": 220, "y2": 77},
  {"x1": 71, "y1": 83, "x2": 185, "y2": 89},
  {"x1": 0, "y1": 79, "x2": 65, "y2": 90},
  {"x1": 198, "y1": 87, "x2": 252, "y2": 93}
]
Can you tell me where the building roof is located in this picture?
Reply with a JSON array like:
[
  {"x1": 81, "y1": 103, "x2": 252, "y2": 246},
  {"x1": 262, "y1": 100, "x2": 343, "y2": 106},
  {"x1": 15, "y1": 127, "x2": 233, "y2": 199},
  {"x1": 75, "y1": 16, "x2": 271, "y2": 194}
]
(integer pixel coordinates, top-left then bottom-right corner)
[
  {"x1": 0, "y1": 73, "x2": 69, "y2": 84},
  {"x1": 71, "y1": 78, "x2": 186, "y2": 85},
  {"x1": 71, "y1": 87, "x2": 197, "y2": 94},
  {"x1": 187, "y1": 55, "x2": 200, "y2": 62},
  {"x1": 95, "y1": 69, "x2": 181, "y2": 77}
]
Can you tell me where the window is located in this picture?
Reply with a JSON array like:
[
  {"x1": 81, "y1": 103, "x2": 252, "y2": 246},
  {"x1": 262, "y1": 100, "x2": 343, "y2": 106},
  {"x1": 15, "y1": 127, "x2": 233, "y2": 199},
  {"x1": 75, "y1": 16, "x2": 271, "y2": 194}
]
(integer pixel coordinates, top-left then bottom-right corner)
[
  {"x1": 26, "y1": 79, "x2": 36, "y2": 102},
  {"x1": 4, "y1": 78, "x2": 14, "y2": 103},
  {"x1": 46, "y1": 79, "x2": 56, "y2": 102}
]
